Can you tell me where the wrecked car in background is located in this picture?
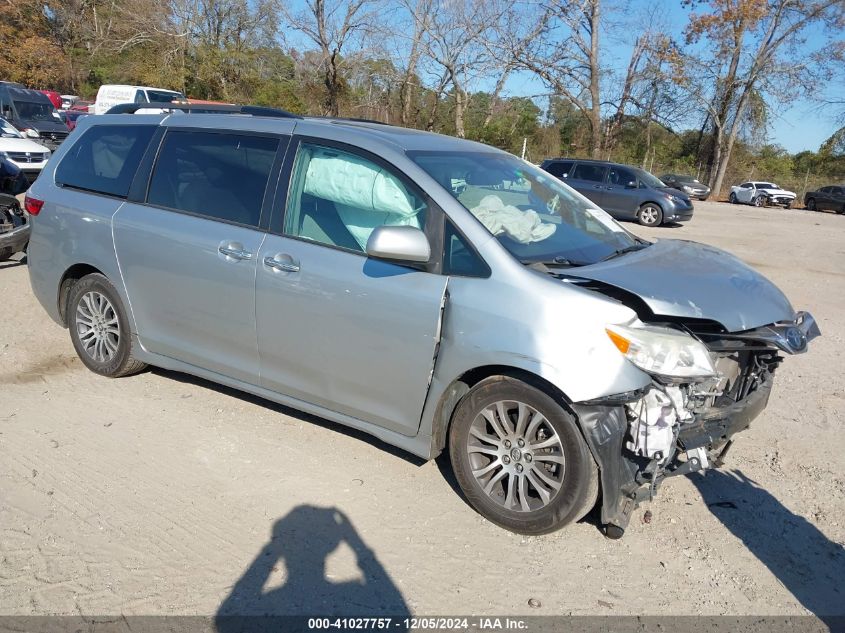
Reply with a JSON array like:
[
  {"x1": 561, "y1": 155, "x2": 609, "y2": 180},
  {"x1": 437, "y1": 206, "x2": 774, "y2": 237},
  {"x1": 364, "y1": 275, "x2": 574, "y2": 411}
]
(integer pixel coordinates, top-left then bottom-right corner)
[
  {"x1": 729, "y1": 181, "x2": 796, "y2": 208},
  {"x1": 1, "y1": 156, "x2": 29, "y2": 261},
  {"x1": 26, "y1": 108, "x2": 819, "y2": 538}
]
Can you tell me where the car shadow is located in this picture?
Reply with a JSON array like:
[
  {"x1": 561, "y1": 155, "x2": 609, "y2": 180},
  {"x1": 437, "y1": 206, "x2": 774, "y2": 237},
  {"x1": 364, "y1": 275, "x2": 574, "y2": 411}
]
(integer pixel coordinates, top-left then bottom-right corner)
[
  {"x1": 689, "y1": 469, "x2": 845, "y2": 622},
  {"x1": 215, "y1": 506, "x2": 410, "y2": 632},
  {"x1": 151, "y1": 367, "x2": 426, "y2": 467},
  {"x1": 0, "y1": 254, "x2": 26, "y2": 270}
]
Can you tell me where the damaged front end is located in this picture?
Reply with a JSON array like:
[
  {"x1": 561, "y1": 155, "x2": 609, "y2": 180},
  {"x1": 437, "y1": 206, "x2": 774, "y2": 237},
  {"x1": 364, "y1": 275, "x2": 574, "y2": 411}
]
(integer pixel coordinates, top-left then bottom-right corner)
[
  {"x1": 572, "y1": 312, "x2": 820, "y2": 539},
  {"x1": 0, "y1": 193, "x2": 30, "y2": 260}
]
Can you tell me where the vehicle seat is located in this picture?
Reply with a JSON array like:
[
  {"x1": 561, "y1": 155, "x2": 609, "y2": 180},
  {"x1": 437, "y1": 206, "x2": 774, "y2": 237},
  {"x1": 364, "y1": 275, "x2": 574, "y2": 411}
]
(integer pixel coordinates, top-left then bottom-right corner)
[{"x1": 297, "y1": 193, "x2": 361, "y2": 251}]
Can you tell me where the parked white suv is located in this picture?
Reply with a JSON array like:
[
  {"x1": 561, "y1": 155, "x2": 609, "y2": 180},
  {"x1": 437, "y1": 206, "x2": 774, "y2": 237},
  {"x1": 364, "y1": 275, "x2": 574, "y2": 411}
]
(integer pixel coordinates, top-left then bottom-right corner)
[
  {"x1": 729, "y1": 181, "x2": 796, "y2": 208},
  {"x1": 0, "y1": 116, "x2": 51, "y2": 186}
]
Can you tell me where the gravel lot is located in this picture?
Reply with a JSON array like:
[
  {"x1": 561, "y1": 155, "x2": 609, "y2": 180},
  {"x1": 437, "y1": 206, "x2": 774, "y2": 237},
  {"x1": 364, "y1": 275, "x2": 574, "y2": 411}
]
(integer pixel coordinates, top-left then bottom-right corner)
[{"x1": 1, "y1": 200, "x2": 843, "y2": 618}]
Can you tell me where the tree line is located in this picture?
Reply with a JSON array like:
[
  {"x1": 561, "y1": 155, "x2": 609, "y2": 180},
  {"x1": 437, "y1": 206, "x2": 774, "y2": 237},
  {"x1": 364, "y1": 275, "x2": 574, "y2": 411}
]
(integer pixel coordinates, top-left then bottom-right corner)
[{"x1": 2, "y1": 0, "x2": 844, "y2": 196}]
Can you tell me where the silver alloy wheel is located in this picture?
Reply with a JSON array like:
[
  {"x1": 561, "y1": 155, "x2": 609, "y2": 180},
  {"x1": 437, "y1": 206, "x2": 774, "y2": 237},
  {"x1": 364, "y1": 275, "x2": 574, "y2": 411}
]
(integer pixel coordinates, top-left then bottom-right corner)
[
  {"x1": 467, "y1": 400, "x2": 565, "y2": 512},
  {"x1": 75, "y1": 291, "x2": 120, "y2": 363},
  {"x1": 639, "y1": 205, "x2": 660, "y2": 225},
  {"x1": 754, "y1": 195, "x2": 765, "y2": 207}
]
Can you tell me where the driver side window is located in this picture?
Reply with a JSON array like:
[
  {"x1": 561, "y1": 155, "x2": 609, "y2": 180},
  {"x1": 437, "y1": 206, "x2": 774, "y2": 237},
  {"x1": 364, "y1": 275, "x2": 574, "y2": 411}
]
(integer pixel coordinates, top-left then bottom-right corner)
[{"x1": 283, "y1": 142, "x2": 428, "y2": 253}]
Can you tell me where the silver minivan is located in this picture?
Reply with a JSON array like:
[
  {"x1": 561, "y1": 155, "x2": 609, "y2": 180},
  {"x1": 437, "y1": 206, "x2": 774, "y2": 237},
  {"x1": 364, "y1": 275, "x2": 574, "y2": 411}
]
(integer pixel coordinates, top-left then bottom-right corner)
[{"x1": 26, "y1": 105, "x2": 819, "y2": 537}]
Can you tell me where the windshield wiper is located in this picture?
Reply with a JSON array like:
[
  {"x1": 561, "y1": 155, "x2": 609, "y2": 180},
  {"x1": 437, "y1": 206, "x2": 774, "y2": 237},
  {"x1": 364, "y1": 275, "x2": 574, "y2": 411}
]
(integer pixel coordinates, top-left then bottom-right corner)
[
  {"x1": 523, "y1": 255, "x2": 589, "y2": 268},
  {"x1": 599, "y1": 243, "x2": 648, "y2": 262}
]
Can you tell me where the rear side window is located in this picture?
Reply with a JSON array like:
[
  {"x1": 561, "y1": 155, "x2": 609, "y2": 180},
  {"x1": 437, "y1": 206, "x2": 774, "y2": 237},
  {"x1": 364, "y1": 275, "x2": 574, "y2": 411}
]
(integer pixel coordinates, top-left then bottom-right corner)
[
  {"x1": 147, "y1": 130, "x2": 279, "y2": 227},
  {"x1": 55, "y1": 125, "x2": 156, "y2": 198},
  {"x1": 571, "y1": 163, "x2": 606, "y2": 183},
  {"x1": 544, "y1": 161, "x2": 572, "y2": 178}
]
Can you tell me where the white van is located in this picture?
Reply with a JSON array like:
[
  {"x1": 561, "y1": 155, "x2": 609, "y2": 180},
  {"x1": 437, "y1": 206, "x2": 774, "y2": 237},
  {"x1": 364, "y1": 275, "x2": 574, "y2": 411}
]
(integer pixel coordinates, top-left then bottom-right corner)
[{"x1": 94, "y1": 85, "x2": 185, "y2": 115}]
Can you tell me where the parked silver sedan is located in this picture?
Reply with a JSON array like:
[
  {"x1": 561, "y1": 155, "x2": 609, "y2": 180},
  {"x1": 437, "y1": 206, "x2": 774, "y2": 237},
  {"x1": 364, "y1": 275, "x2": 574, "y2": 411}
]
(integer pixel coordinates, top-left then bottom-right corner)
[{"x1": 25, "y1": 106, "x2": 819, "y2": 537}]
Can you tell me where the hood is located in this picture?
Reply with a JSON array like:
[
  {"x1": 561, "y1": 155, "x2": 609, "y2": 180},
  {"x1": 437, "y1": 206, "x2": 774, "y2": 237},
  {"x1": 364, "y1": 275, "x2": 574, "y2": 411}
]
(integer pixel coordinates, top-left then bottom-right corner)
[
  {"x1": 565, "y1": 239, "x2": 795, "y2": 332},
  {"x1": 760, "y1": 188, "x2": 795, "y2": 197},
  {"x1": 657, "y1": 187, "x2": 691, "y2": 202},
  {"x1": 679, "y1": 181, "x2": 710, "y2": 192},
  {"x1": 0, "y1": 137, "x2": 50, "y2": 153}
]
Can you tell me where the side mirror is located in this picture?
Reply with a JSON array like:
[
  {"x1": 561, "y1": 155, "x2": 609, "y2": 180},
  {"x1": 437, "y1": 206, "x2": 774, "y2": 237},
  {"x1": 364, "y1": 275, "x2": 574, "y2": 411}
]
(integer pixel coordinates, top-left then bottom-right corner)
[
  {"x1": 625, "y1": 180, "x2": 638, "y2": 189},
  {"x1": 366, "y1": 225, "x2": 431, "y2": 263}
]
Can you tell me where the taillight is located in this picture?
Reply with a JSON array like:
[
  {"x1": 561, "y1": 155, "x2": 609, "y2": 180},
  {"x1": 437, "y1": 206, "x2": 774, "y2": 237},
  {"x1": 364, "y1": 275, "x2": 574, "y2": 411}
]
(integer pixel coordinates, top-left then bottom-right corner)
[{"x1": 24, "y1": 194, "x2": 44, "y2": 216}]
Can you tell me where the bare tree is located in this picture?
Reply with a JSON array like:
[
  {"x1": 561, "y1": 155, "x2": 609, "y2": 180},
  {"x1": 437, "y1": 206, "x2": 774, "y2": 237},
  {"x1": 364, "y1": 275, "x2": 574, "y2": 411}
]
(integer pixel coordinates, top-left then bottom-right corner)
[
  {"x1": 501, "y1": 0, "x2": 604, "y2": 156},
  {"x1": 418, "y1": 0, "x2": 505, "y2": 137},
  {"x1": 284, "y1": 0, "x2": 380, "y2": 116},
  {"x1": 685, "y1": 0, "x2": 845, "y2": 195}
]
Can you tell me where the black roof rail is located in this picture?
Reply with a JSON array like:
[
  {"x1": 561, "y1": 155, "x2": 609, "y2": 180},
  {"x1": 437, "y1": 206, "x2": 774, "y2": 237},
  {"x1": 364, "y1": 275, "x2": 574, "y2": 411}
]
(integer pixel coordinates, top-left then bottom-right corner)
[{"x1": 104, "y1": 102, "x2": 302, "y2": 119}]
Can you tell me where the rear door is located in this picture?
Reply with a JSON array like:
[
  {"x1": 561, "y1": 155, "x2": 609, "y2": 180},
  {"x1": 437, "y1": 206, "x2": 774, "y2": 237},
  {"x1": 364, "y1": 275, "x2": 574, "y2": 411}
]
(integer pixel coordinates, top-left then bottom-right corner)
[
  {"x1": 568, "y1": 162, "x2": 608, "y2": 207},
  {"x1": 254, "y1": 139, "x2": 448, "y2": 435},
  {"x1": 113, "y1": 126, "x2": 288, "y2": 383}
]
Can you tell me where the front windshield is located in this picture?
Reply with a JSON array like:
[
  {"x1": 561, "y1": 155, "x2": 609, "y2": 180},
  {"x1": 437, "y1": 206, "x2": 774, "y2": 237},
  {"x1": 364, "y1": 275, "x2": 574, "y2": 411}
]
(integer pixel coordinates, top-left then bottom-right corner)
[
  {"x1": 677, "y1": 174, "x2": 699, "y2": 183},
  {"x1": 409, "y1": 150, "x2": 642, "y2": 266},
  {"x1": 636, "y1": 169, "x2": 666, "y2": 188},
  {"x1": 147, "y1": 90, "x2": 185, "y2": 103},
  {"x1": 13, "y1": 100, "x2": 57, "y2": 121},
  {"x1": 0, "y1": 117, "x2": 22, "y2": 138},
  {"x1": 758, "y1": 182, "x2": 777, "y2": 189}
]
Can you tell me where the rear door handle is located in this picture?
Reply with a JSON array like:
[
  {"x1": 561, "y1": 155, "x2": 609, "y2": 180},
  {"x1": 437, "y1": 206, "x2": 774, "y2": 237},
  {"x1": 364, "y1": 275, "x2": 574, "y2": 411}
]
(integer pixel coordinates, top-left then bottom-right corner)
[{"x1": 264, "y1": 254, "x2": 300, "y2": 273}]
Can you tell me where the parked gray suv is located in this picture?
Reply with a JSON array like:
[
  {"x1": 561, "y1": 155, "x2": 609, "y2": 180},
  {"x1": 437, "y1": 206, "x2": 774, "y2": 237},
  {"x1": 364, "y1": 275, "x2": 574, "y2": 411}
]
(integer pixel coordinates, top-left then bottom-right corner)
[
  {"x1": 26, "y1": 105, "x2": 818, "y2": 538},
  {"x1": 541, "y1": 158, "x2": 694, "y2": 226}
]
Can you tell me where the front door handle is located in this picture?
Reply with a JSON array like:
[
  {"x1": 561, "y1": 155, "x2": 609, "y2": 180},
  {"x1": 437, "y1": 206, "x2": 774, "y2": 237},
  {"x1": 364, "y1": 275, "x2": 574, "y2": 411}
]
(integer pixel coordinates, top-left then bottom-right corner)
[
  {"x1": 264, "y1": 254, "x2": 300, "y2": 273},
  {"x1": 219, "y1": 243, "x2": 253, "y2": 261}
]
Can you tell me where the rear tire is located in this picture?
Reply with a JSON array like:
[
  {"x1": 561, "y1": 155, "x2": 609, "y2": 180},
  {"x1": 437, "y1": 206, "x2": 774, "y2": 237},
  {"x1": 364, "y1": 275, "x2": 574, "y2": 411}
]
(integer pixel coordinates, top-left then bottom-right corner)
[
  {"x1": 728, "y1": 192, "x2": 737, "y2": 204},
  {"x1": 67, "y1": 273, "x2": 147, "y2": 378},
  {"x1": 0, "y1": 247, "x2": 12, "y2": 262},
  {"x1": 449, "y1": 376, "x2": 599, "y2": 535},
  {"x1": 637, "y1": 203, "x2": 663, "y2": 226}
]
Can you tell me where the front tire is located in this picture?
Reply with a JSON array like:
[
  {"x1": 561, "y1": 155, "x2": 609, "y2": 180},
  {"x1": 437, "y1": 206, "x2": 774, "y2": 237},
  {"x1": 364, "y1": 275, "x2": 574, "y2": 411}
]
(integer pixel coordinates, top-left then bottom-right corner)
[
  {"x1": 68, "y1": 273, "x2": 147, "y2": 378},
  {"x1": 449, "y1": 376, "x2": 599, "y2": 535},
  {"x1": 753, "y1": 194, "x2": 767, "y2": 207},
  {"x1": 0, "y1": 247, "x2": 12, "y2": 262},
  {"x1": 637, "y1": 203, "x2": 663, "y2": 226}
]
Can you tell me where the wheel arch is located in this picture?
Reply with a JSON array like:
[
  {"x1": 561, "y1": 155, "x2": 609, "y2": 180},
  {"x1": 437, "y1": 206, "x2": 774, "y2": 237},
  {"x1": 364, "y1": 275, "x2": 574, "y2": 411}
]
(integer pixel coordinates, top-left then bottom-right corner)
[
  {"x1": 58, "y1": 263, "x2": 105, "y2": 326},
  {"x1": 429, "y1": 364, "x2": 576, "y2": 458},
  {"x1": 639, "y1": 199, "x2": 667, "y2": 213}
]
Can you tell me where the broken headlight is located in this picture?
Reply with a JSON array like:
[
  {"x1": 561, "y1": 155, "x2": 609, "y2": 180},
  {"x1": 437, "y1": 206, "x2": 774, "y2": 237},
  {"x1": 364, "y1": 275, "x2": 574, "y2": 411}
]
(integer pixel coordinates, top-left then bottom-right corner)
[{"x1": 606, "y1": 323, "x2": 717, "y2": 382}]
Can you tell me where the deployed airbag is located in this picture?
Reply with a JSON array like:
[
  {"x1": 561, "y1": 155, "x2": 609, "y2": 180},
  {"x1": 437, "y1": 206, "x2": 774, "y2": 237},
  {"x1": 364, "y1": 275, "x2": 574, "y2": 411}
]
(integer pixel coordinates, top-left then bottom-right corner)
[
  {"x1": 470, "y1": 195, "x2": 556, "y2": 244},
  {"x1": 303, "y1": 148, "x2": 422, "y2": 249}
]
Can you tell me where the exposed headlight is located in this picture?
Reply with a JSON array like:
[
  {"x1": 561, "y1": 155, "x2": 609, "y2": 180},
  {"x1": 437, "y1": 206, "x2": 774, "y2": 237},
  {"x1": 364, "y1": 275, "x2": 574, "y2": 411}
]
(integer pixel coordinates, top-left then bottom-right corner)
[
  {"x1": 24, "y1": 128, "x2": 41, "y2": 138},
  {"x1": 606, "y1": 323, "x2": 717, "y2": 381},
  {"x1": 682, "y1": 185, "x2": 694, "y2": 193}
]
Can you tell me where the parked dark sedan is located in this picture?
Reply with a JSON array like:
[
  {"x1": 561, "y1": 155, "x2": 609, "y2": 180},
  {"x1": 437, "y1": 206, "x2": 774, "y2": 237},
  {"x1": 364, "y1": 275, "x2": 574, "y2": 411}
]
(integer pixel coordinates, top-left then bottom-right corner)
[
  {"x1": 804, "y1": 185, "x2": 845, "y2": 214},
  {"x1": 659, "y1": 173, "x2": 711, "y2": 200}
]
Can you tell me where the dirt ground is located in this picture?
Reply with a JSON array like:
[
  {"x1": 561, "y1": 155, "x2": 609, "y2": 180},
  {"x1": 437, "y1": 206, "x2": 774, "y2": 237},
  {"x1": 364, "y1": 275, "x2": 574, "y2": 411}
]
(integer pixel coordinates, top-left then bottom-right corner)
[{"x1": 1, "y1": 200, "x2": 843, "y2": 618}]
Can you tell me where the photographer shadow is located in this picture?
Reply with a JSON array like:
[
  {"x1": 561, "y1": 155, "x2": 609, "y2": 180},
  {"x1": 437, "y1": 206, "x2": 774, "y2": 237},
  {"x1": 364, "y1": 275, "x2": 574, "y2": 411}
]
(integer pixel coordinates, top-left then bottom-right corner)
[
  {"x1": 691, "y1": 468, "x2": 845, "y2": 624},
  {"x1": 216, "y1": 505, "x2": 409, "y2": 632}
]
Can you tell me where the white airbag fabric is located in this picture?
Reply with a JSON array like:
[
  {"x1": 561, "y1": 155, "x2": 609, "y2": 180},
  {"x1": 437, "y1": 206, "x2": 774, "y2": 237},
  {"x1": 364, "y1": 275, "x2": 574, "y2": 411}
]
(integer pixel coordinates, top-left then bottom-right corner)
[
  {"x1": 470, "y1": 195, "x2": 556, "y2": 244},
  {"x1": 304, "y1": 149, "x2": 417, "y2": 216},
  {"x1": 303, "y1": 148, "x2": 421, "y2": 249}
]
